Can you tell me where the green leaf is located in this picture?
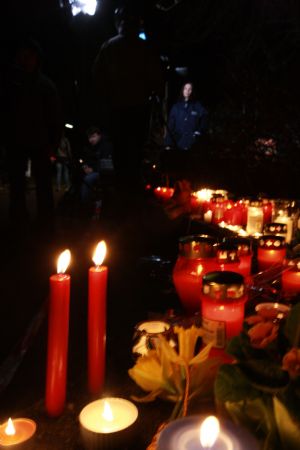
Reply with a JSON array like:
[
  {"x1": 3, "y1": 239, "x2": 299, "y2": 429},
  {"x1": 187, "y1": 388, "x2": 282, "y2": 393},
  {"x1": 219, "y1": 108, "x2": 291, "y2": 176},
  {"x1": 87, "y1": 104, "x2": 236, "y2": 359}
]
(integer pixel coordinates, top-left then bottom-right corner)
[
  {"x1": 284, "y1": 303, "x2": 300, "y2": 346},
  {"x1": 240, "y1": 359, "x2": 289, "y2": 392},
  {"x1": 273, "y1": 396, "x2": 300, "y2": 450},
  {"x1": 215, "y1": 364, "x2": 260, "y2": 404}
]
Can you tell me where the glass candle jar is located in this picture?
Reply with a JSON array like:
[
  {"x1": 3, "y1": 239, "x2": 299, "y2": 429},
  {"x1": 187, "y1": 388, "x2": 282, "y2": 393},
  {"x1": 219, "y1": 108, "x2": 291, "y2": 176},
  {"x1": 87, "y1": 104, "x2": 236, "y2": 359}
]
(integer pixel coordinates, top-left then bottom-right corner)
[
  {"x1": 153, "y1": 186, "x2": 174, "y2": 202},
  {"x1": 222, "y1": 237, "x2": 253, "y2": 277},
  {"x1": 281, "y1": 260, "x2": 300, "y2": 296},
  {"x1": 246, "y1": 202, "x2": 264, "y2": 235},
  {"x1": 172, "y1": 235, "x2": 220, "y2": 313},
  {"x1": 216, "y1": 243, "x2": 241, "y2": 273},
  {"x1": 200, "y1": 271, "x2": 247, "y2": 349},
  {"x1": 132, "y1": 320, "x2": 172, "y2": 358},
  {"x1": 257, "y1": 235, "x2": 286, "y2": 272}
]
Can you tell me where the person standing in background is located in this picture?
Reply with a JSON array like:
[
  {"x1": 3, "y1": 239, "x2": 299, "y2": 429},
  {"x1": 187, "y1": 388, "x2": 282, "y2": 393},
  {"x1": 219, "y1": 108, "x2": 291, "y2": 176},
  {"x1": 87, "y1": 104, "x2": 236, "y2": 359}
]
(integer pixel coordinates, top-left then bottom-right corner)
[
  {"x1": 0, "y1": 37, "x2": 63, "y2": 231},
  {"x1": 93, "y1": 4, "x2": 164, "y2": 199},
  {"x1": 165, "y1": 82, "x2": 208, "y2": 151}
]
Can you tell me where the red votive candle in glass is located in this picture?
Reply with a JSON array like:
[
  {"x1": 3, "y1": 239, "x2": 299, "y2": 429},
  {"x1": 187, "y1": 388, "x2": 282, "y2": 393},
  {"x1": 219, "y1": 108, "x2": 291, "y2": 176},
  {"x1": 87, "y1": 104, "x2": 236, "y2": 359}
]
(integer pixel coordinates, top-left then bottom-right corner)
[
  {"x1": 153, "y1": 186, "x2": 174, "y2": 202},
  {"x1": 222, "y1": 237, "x2": 253, "y2": 278},
  {"x1": 88, "y1": 241, "x2": 108, "y2": 395},
  {"x1": 172, "y1": 235, "x2": 220, "y2": 313},
  {"x1": 223, "y1": 202, "x2": 243, "y2": 226},
  {"x1": 282, "y1": 260, "x2": 300, "y2": 296},
  {"x1": 215, "y1": 243, "x2": 241, "y2": 274},
  {"x1": 257, "y1": 235, "x2": 286, "y2": 272},
  {"x1": 201, "y1": 271, "x2": 247, "y2": 352},
  {"x1": 45, "y1": 249, "x2": 71, "y2": 417},
  {"x1": 211, "y1": 197, "x2": 229, "y2": 224},
  {"x1": 261, "y1": 199, "x2": 274, "y2": 224}
]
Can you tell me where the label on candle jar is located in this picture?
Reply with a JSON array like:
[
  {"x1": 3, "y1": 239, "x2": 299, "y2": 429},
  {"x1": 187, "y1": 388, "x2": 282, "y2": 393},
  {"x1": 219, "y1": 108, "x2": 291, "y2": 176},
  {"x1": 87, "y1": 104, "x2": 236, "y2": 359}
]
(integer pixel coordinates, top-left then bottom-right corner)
[{"x1": 202, "y1": 318, "x2": 226, "y2": 348}]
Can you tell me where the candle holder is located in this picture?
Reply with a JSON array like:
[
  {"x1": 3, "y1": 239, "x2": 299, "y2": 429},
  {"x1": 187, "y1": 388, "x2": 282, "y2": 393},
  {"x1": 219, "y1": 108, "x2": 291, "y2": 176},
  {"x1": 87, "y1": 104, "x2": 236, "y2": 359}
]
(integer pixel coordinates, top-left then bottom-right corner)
[
  {"x1": 132, "y1": 320, "x2": 173, "y2": 359},
  {"x1": 79, "y1": 398, "x2": 138, "y2": 450},
  {"x1": 246, "y1": 202, "x2": 264, "y2": 235},
  {"x1": 157, "y1": 415, "x2": 259, "y2": 450},
  {"x1": 0, "y1": 418, "x2": 36, "y2": 449},
  {"x1": 257, "y1": 235, "x2": 286, "y2": 272},
  {"x1": 281, "y1": 259, "x2": 300, "y2": 296},
  {"x1": 200, "y1": 271, "x2": 247, "y2": 350},
  {"x1": 264, "y1": 222, "x2": 288, "y2": 236},
  {"x1": 172, "y1": 235, "x2": 220, "y2": 312},
  {"x1": 223, "y1": 236, "x2": 253, "y2": 277}
]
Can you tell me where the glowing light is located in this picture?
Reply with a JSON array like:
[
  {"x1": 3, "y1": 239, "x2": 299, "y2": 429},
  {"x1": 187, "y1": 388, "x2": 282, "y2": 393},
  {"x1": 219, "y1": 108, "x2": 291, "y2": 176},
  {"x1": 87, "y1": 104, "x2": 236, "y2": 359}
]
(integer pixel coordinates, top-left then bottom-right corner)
[
  {"x1": 57, "y1": 249, "x2": 71, "y2": 274},
  {"x1": 92, "y1": 241, "x2": 106, "y2": 266},
  {"x1": 5, "y1": 418, "x2": 16, "y2": 436},
  {"x1": 199, "y1": 416, "x2": 220, "y2": 447},
  {"x1": 70, "y1": 0, "x2": 97, "y2": 16},
  {"x1": 65, "y1": 123, "x2": 73, "y2": 129},
  {"x1": 102, "y1": 401, "x2": 113, "y2": 421}
]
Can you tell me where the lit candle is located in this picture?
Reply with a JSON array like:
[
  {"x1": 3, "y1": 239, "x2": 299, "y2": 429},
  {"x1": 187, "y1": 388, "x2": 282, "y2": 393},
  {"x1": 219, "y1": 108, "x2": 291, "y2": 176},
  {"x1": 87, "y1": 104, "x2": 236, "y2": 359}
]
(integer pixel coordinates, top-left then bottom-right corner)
[
  {"x1": 45, "y1": 249, "x2": 71, "y2": 417},
  {"x1": 200, "y1": 271, "x2": 247, "y2": 352},
  {"x1": 257, "y1": 235, "x2": 286, "y2": 271},
  {"x1": 223, "y1": 237, "x2": 253, "y2": 278},
  {"x1": 79, "y1": 397, "x2": 138, "y2": 450},
  {"x1": 156, "y1": 414, "x2": 259, "y2": 450},
  {"x1": 246, "y1": 203, "x2": 264, "y2": 235},
  {"x1": 153, "y1": 186, "x2": 174, "y2": 202},
  {"x1": 172, "y1": 235, "x2": 220, "y2": 312},
  {"x1": 132, "y1": 320, "x2": 172, "y2": 358},
  {"x1": 0, "y1": 418, "x2": 36, "y2": 447},
  {"x1": 282, "y1": 261, "x2": 300, "y2": 296},
  {"x1": 88, "y1": 241, "x2": 108, "y2": 394}
]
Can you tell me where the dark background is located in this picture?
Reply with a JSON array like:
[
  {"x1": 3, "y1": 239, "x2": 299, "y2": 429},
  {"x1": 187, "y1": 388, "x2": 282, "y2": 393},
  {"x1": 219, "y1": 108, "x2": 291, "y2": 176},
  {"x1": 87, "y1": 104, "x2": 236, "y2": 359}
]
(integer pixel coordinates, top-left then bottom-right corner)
[{"x1": 1, "y1": 0, "x2": 300, "y2": 195}]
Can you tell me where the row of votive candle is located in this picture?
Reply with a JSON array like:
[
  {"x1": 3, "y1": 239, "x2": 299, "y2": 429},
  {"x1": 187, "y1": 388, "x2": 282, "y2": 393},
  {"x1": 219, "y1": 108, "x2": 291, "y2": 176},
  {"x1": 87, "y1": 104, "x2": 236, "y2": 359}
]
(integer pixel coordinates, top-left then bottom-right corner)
[
  {"x1": 153, "y1": 186, "x2": 298, "y2": 242},
  {"x1": 172, "y1": 234, "x2": 300, "y2": 313}
]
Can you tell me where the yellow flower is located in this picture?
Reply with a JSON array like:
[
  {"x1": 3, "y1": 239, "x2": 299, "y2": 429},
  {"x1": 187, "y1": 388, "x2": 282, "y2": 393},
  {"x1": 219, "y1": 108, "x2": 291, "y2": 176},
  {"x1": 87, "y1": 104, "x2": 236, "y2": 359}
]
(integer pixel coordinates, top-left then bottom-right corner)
[{"x1": 128, "y1": 325, "x2": 215, "y2": 404}]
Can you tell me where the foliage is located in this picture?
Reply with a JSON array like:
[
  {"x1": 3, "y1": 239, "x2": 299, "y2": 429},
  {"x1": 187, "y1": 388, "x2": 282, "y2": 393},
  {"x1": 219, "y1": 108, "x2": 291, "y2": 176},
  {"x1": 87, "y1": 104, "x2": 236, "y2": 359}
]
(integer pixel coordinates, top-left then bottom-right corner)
[{"x1": 215, "y1": 302, "x2": 300, "y2": 450}]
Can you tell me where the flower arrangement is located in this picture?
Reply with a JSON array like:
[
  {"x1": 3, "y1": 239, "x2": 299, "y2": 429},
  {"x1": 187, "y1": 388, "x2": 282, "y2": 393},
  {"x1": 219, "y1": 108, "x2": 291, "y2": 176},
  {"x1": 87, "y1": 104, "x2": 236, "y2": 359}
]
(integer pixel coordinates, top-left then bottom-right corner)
[
  {"x1": 215, "y1": 302, "x2": 300, "y2": 450},
  {"x1": 128, "y1": 325, "x2": 220, "y2": 448}
]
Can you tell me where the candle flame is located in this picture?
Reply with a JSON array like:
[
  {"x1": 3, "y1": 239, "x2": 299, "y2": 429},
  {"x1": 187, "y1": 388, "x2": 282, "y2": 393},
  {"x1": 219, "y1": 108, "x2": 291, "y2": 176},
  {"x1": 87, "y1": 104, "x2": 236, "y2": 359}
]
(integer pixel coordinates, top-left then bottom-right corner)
[
  {"x1": 102, "y1": 401, "x2": 113, "y2": 421},
  {"x1": 5, "y1": 418, "x2": 16, "y2": 436},
  {"x1": 57, "y1": 249, "x2": 71, "y2": 274},
  {"x1": 92, "y1": 241, "x2": 106, "y2": 266},
  {"x1": 199, "y1": 416, "x2": 220, "y2": 448}
]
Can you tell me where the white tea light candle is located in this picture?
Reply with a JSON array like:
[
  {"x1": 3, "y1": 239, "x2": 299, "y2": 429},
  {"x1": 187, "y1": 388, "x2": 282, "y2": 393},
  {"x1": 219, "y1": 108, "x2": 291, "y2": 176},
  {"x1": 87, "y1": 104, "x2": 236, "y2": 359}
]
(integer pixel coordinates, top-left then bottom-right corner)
[
  {"x1": 157, "y1": 415, "x2": 259, "y2": 450},
  {"x1": 79, "y1": 397, "x2": 138, "y2": 450}
]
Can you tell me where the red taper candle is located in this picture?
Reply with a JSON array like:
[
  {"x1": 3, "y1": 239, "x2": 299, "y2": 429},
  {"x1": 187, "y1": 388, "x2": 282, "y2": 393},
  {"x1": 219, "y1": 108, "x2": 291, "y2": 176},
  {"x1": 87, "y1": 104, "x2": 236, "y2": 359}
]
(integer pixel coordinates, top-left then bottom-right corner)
[
  {"x1": 88, "y1": 241, "x2": 108, "y2": 394},
  {"x1": 45, "y1": 249, "x2": 71, "y2": 417}
]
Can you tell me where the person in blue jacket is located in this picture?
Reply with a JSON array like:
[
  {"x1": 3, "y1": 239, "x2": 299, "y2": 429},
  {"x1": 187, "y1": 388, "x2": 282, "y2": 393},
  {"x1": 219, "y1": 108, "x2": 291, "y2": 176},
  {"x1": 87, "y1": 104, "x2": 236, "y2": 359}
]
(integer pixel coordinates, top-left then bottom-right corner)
[{"x1": 165, "y1": 82, "x2": 207, "y2": 151}]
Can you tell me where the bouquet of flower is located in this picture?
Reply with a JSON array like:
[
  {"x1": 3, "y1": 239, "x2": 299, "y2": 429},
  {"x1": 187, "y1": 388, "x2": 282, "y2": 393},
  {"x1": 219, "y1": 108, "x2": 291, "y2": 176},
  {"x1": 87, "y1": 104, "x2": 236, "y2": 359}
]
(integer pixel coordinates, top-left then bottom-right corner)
[
  {"x1": 215, "y1": 302, "x2": 300, "y2": 450},
  {"x1": 129, "y1": 325, "x2": 219, "y2": 419}
]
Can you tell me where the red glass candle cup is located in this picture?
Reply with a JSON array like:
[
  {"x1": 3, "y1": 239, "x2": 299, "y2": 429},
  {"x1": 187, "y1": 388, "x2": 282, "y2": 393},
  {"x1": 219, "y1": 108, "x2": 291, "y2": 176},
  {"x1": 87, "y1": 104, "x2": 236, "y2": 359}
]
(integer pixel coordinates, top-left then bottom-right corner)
[
  {"x1": 264, "y1": 222, "x2": 288, "y2": 238},
  {"x1": 201, "y1": 271, "x2": 247, "y2": 349},
  {"x1": 172, "y1": 235, "x2": 220, "y2": 313},
  {"x1": 257, "y1": 235, "x2": 286, "y2": 272},
  {"x1": 262, "y1": 199, "x2": 274, "y2": 225},
  {"x1": 211, "y1": 198, "x2": 231, "y2": 224},
  {"x1": 223, "y1": 202, "x2": 243, "y2": 226},
  {"x1": 153, "y1": 186, "x2": 174, "y2": 202},
  {"x1": 282, "y1": 260, "x2": 300, "y2": 296},
  {"x1": 222, "y1": 237, "x2": 253, "y2": 278}
]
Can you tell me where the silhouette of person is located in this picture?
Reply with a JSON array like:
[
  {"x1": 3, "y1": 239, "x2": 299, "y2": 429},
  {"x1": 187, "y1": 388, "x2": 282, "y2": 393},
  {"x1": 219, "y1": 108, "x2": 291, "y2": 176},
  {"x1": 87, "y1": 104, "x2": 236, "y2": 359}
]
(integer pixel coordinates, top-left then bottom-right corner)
[
  {"x1": 93, "y1": 4, "x2": 164, "y2": 197},
  {"x1": 1, "y1": 38, "x2": 63, "y2": 229}
]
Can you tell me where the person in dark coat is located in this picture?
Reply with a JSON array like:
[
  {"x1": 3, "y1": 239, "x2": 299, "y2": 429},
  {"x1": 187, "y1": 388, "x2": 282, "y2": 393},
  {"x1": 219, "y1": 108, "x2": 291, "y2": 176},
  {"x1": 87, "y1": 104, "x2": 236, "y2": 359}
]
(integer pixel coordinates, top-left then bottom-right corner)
[
  {"x1": 165, "y1": 82, "x2": 207, "y2": 151},
  {"x1": 1, "y1": 38, "x2": 63, "y2": 229},
  {"x1": 93, "y1": 5, "x2": 164, "y2": 195}
]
